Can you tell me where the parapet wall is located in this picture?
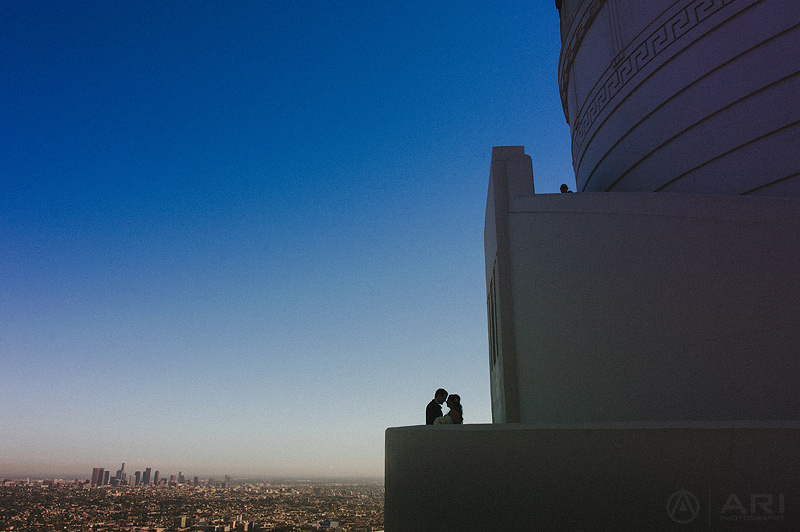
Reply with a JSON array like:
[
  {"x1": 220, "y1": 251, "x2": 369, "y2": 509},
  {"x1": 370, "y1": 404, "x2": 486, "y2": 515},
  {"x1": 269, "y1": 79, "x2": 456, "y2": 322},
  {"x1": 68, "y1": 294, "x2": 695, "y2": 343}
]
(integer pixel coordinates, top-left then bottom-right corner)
[{"x1": 385, "y1": 423, "x2": 800, "y2": 531}]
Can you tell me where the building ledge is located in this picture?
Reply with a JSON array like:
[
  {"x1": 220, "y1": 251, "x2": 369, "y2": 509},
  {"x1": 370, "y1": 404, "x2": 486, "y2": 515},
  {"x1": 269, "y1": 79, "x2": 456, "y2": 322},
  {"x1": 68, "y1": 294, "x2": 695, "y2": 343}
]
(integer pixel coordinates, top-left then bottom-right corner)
[{"x1": 385, "y1": 423, "x2": 800, "y2": 531}]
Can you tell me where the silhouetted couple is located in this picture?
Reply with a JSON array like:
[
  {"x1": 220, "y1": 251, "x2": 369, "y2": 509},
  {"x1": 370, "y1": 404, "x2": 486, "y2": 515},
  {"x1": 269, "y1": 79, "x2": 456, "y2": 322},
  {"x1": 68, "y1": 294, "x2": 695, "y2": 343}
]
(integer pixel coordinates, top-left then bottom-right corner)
[{"x1": 426, "y1": 388, "x2": 463, "y2": 425}]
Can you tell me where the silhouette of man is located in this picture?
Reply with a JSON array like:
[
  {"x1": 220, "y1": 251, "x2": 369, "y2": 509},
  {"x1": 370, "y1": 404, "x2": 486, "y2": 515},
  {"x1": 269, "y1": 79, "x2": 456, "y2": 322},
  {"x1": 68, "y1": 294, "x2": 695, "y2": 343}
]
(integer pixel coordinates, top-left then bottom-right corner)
[
  {"x1": 426, "y1": 388, "x2": 448, "y2": 425},
  {"x1": 560, "y1": 184, "x2": 573, "y2": 193}
]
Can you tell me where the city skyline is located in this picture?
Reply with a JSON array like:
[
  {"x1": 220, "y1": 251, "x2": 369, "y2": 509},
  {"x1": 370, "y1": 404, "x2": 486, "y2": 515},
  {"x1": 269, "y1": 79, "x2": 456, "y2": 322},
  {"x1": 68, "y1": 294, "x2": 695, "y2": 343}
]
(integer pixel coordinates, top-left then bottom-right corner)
[
  {"x1": 87, "y1": 462, "x2": 215, "y2": 487},
  {"x1": 0, "y1": 1, "x2": 574, "y2": 479}
]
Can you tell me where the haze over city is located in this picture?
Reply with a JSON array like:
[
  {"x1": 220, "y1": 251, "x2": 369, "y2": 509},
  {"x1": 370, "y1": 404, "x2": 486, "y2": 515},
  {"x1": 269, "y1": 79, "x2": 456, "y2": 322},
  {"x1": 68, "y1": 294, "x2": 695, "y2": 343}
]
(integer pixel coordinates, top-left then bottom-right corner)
[{"x1": 1, "y1": 1, "x2": 574, "y2": 480}]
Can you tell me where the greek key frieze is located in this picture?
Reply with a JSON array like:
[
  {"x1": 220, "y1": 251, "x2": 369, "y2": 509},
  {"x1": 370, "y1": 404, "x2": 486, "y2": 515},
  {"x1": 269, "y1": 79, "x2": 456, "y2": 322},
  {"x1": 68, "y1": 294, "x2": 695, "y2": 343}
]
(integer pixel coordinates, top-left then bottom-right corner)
[
  {"x1": 695, "y1": 0, "x2": 725, "y2": 22},
  {"x1": 570, "y1": 0, "x2": 738, "y2": 156},
  {"x1": 617, "y1": 55, "x2": 636, "y2": 86},
  {"x1": 670, "y1": 7, "x2": 694, "y2": 41},
  {"x1": 631, "y1": 40, "x2": 653, "y2": 72},
  {"x1": 604, "y1": 68, "x2": 623, "y2": 99}
]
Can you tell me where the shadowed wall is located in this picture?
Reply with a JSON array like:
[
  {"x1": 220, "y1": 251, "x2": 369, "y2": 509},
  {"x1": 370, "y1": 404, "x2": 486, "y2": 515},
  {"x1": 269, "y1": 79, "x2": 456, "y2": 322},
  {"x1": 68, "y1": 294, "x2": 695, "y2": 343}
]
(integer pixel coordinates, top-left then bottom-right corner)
[{"x1": 486, "y1": 149, "x2": 800, "y2": 423}]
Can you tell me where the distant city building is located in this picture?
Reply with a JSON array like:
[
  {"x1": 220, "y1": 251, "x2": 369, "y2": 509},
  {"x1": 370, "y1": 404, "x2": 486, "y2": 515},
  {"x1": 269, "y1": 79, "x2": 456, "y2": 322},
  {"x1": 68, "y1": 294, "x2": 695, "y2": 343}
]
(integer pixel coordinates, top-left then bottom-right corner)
[
  {"x1": 193, "y1": 476, "x2": 199, "y2": 487},
  {"x1": 102, "y1": 470, "x2": 110, "y2": 486},
  {"x1": 142, "y1": 467, "x2": 151, "y2": 486},
  {"x1": 134, "y1": 471, "x2": 141, "y2": 486},
  {"x1": 178, "y1": 471, "x2": 184, "y2": 485},
  {"x1": 154, "y1": 470, "x2": 160, "y2": 485}
]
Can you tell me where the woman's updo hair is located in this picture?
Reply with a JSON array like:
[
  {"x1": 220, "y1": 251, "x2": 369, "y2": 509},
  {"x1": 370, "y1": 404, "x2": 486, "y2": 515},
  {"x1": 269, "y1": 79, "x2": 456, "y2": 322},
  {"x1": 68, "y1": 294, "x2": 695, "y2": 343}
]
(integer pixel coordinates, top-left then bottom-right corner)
[{"x1": 449, "y1": 394, "x2": 463, "y2": 422}]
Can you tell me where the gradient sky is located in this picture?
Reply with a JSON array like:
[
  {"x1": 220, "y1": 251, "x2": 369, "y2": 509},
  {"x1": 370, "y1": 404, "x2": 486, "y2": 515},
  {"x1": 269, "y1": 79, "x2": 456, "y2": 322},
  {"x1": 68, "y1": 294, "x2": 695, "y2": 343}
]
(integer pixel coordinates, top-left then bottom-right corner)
[{"x1": 1, "y1": 1, "x2": 574, "y2": 479}]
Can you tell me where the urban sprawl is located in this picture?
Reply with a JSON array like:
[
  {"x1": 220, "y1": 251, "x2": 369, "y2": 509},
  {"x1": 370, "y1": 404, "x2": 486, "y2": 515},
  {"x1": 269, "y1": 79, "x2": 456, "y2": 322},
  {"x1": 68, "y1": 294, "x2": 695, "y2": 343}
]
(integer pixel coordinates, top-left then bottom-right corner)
[{"x1": 0, "y1": 468, "x2": 384, "y2": 531}]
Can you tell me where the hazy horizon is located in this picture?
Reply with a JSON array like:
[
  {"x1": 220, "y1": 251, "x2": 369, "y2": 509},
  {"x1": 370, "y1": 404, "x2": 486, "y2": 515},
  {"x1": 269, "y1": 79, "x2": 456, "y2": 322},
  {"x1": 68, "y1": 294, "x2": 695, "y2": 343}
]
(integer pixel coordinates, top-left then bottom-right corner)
[
  {"x1": 0, "y1": 469, "x2": 385, "y2": 484},
  {"x1": 1, "y1": 1, "x2": 574, "y2": 479}
]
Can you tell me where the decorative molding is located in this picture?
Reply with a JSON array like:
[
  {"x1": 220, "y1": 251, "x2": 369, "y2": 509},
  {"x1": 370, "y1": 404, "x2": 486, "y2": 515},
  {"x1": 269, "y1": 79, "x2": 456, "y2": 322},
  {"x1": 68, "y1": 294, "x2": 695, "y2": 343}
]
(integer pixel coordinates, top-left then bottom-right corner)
[
  {"x1": 568, "y1": 0, "x2": 739, "y2": 160},
  {"x1": 558, "y1": 0, "x2": 607, "y2": 123}
]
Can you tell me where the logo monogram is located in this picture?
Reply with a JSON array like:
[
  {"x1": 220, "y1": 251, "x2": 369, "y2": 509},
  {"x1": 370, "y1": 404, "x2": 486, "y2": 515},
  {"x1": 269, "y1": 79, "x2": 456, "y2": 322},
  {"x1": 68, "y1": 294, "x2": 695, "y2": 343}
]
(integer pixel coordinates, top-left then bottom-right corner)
[{"x1": 667, "y1": 489, "x2": 700, "y2": 524}]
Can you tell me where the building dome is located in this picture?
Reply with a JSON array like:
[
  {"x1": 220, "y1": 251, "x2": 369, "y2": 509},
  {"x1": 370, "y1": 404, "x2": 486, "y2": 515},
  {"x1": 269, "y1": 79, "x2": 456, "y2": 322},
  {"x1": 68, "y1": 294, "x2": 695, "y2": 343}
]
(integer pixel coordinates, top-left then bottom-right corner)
[{"x1": 558, "y1": 0, "x2": 800, "y2": 196}]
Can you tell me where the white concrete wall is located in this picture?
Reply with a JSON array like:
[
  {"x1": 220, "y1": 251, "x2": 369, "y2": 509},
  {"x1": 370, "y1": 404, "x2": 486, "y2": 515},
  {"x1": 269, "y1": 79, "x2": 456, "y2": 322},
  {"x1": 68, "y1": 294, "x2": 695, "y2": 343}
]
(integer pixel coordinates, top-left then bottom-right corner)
[
  {"x1": 503, "y1": 191, "x2": 800, "y2": 423},
  {"x1": 484, "y1": 147, "x2": 534, "y2": 422},
  {"x1": 558, "y1": 0, "x2": 800, "y2": 196}
]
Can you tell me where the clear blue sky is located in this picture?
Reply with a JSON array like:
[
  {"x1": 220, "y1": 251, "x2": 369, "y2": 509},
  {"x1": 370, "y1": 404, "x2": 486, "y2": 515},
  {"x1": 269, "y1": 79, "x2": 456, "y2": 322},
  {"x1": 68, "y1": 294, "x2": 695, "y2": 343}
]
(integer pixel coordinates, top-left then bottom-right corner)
[{"x1": 1, "y1": 1, "x2": 574, "y2": 479}]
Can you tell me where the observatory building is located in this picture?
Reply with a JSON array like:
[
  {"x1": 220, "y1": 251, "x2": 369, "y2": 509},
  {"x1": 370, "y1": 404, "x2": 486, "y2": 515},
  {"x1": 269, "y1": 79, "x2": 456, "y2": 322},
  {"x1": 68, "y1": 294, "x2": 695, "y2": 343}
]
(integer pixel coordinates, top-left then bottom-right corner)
[
  {"x1": 387, "y1": 1, "x2": 800, "y2": 530},
  {"x1": 559, "y1": 0, "x2": 800, "y2": 197}
]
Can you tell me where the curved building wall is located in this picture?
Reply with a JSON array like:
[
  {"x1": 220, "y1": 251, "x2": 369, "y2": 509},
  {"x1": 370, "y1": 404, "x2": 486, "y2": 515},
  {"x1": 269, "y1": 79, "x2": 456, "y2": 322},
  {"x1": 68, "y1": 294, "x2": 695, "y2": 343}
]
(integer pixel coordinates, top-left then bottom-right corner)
[{"x1": 558, "y1": 0, "x2": 800, "y2": 196}]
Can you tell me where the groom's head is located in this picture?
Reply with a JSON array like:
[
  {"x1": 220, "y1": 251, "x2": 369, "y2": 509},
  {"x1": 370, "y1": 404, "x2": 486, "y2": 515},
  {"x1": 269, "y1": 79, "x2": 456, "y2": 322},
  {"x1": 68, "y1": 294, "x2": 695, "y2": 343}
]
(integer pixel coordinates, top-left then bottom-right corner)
[{"x1": 434, "y1": 388, "x2": 448, "y2": 405}]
